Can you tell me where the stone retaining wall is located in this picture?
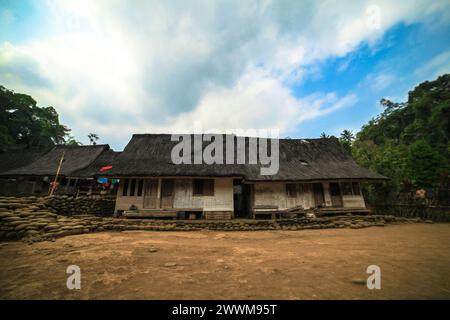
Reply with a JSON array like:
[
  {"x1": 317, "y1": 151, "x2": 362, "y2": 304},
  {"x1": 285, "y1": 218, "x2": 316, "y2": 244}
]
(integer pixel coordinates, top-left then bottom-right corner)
[
  {"x1": 0, "y1": 196, "x2": 434, "y2": 244},
  {"x1": 45, "y1": 195, "x2": 115, "y2": 216}
]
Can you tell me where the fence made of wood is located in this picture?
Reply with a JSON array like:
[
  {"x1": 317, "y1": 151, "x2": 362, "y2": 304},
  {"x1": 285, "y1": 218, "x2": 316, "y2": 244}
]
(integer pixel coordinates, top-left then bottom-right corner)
[{"x1": 372, "y1": 204, "x2": 450, "y2": 222}]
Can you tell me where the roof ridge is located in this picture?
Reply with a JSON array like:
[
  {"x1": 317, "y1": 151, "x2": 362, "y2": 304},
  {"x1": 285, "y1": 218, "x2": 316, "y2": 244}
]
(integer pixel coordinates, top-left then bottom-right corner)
[
  {"x1": 53, "y1": 144, "x2": 110, "y2": 149},
  {"x1": 131, "y1": 133, "x2": 335, "y2": 142}
]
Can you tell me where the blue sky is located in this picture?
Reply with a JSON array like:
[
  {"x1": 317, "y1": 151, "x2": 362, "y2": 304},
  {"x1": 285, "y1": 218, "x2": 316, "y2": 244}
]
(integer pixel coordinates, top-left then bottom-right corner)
[
  {"x1": 1, "y1": 0, "x2": 450, "y2": 150},
  {"x1": 294, "y1": 22, "x2": 450, "y2": 137}
]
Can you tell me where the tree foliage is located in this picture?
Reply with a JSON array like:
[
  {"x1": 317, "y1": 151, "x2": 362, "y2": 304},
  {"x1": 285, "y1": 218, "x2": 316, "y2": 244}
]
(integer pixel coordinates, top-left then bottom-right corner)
[
  {"x1": 88, "y1": 133, "x2": 99, "y2": 145},
  {"x1": 0, "y1": 85, "x2": 76, "y2": 149},
  {"x1": 351, "y1": 74, "x2": 450, "y2": 203},
  {"x1": 339, "y1": 129, "x2": 354, "y2": 154}
]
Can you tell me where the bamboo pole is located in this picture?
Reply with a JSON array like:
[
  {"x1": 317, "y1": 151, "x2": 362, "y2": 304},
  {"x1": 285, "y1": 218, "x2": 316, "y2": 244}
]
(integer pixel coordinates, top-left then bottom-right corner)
[{"x1": 49, "y1": 151, "x2": 65, "y2": 196}]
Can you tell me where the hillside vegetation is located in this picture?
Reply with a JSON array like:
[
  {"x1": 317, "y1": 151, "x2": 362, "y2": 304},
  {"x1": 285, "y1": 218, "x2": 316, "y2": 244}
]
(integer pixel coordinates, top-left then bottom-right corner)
[{"x1": 351, "y1": 74, "x2": 449, "y2": 204}]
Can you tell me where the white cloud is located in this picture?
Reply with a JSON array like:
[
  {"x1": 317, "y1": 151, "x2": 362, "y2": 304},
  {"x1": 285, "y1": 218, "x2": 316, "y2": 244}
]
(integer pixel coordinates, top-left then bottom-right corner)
[
  {"x1": 369, "y1": 72, "x2": 396, "y2": 91},
  {"x1": 415, "y1": 50, "x2": 450, "y2": 80},
  {"x1": 168, "y1": 68, "x2": 358, "y2": 133},
  {"x1": 1, "y1": 0, "x2": 450, "y2": 148}
]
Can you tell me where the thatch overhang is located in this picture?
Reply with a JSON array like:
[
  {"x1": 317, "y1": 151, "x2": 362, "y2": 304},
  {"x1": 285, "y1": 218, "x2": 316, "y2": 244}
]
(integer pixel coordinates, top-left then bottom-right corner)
[
  {"x1": 70, "y1": 149, "x2": 121, "y2": 178},
  {"x1": 0, "y1": 144, "x2": 46, "y2": 174},
  {"x1": 0, "y1": 144, "x2": 110, "y2": 177},
  {"x1": 101, "y1": 134, "x2": 388, "y2": 182}
]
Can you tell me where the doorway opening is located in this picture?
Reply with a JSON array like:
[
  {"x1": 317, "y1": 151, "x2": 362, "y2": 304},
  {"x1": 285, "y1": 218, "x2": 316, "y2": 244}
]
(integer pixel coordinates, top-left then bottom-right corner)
[
  {"x1": 313, "y1": 183, "x2": 325, "y2": 208},
  {"x1": 233, "y1": 179, "x2": 252, "y2": 218},
  {"x1": 160, "y1": 179, "x2": 174, "y2": 208},
  {"x1": 329, "y1": 182, "x2": 343, "y2": 207},
  {"x1": 143, "y1": 179, "x2": 158, "y2": 208}
]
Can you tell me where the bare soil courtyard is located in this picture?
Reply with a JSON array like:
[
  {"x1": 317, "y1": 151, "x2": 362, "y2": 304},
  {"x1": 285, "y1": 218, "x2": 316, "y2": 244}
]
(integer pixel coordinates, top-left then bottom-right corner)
[{"x1": 0, "y1": 223, "x2": 449, "y2": 299}]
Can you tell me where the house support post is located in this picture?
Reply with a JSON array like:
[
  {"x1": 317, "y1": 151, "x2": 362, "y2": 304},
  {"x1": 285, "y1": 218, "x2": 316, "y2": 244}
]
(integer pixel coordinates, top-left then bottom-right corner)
[{"x1": 156, "y1": 178, "x2": 162, "y2": 209}]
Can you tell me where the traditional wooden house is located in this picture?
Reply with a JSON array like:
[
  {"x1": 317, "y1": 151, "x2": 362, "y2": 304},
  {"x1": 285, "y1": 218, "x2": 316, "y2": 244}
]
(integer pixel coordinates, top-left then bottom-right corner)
[
  {"x1": 0, "y1": 144, "x2": 113, "y2": 195},
  {"x1": 104, "y1": 134, "x2": 387, "y2": 219}
]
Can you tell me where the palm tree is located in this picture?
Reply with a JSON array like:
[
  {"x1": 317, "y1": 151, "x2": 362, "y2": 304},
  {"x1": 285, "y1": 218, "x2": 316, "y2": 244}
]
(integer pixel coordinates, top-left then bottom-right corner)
[
  {"x1": 88, "y1": 133, "x2": 99, "y2": 145},
  {"x1": 339, "y1": 130, "x2": 354, "y2": 153}
]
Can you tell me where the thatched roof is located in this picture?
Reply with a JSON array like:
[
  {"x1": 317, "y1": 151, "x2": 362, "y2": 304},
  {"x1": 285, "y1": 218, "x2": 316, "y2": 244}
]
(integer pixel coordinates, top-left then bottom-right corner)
[
  {"x1": 0, "y1": 144, "x2": 110, "y2": 177},
  {"x1": 0, "y1": 145, "x2": 45, "y2": 174},
  {"x1": 70, "y1": 149, "x2": 121, "y2": 178},
  {"x1": 102, "y1": 134, "x2": 387, "y2": 181}
]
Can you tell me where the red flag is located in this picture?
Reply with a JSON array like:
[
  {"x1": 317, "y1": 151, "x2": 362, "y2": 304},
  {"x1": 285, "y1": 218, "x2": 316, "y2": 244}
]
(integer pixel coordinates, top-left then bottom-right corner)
[{"x1": 100, "y1": 165, "x2": 113, "y2": 172}]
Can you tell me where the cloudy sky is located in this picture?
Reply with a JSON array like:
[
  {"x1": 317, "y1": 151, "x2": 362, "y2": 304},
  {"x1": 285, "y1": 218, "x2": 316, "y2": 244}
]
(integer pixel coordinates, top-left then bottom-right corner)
[{"x1": 1, "y1": 0, "x2": 450, "y2": 150}]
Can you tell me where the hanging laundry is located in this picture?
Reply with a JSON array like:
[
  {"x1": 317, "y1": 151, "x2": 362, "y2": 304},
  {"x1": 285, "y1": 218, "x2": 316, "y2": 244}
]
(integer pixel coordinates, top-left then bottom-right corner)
[{"x1": 97, "y1": 177, "x2": 108, "y2": 184}]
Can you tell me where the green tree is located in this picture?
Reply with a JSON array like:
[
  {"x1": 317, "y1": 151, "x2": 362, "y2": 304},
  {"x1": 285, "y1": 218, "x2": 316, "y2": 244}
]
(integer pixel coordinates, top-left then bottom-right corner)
[
  {"x1": 352, "y1": 74, "x2": 450, "y2": 204},
  {"x1": 339, "y1": 129, "x2": 354, "y2": 153},
  {"x1": 66, "y1": 135, "x2": 82, "y2": 146},
  {"x1": 0, "y1": 85, "x2": 73, "y2": 149},
  {"x1": 88, "y1": 133, "x2": 99, "y2": 145},
  {"x1": 406, "y1": 139, "x2": 447, "y2": 188}
]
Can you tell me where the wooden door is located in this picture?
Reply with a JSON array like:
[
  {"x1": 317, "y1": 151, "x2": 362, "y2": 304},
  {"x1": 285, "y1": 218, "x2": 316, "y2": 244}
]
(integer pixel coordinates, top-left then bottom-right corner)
[
  {"x1": 329, "y1": 182, "x2": 343, "y2": 207},
  {"x1": 143, "y1": 179, "x2": 158, "y2": 208},
  {"x1": 160, "y1": 179, "x2": 174, "y2": 208},
  {"x1": 313, "y1": 183, "x2": 325, "y2": 207}
]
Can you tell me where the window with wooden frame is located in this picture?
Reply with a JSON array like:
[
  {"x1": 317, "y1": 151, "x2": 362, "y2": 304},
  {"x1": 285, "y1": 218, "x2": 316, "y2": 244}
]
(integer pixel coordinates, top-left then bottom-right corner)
[
  {"x1": 193, "y1": 179, "x2": 214, "y2": 196},
  {"x1": 122, "y1": 179, "x2": 144, "y2": 197},
  {"x1": 286, "y1": 183, "x2": 310, "y2": 197},
  {"x1": 341, "y1": 182, "x2": 353, "y2": 195},
  {"x1": 341, "y1": 182, "x2": 361, "y2": 196}
]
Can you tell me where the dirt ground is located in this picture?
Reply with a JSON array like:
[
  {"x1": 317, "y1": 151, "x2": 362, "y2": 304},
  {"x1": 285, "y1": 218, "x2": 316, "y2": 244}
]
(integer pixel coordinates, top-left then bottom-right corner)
[{"x1": 0, "y1": 223, "x2": 449, "y2": 299}]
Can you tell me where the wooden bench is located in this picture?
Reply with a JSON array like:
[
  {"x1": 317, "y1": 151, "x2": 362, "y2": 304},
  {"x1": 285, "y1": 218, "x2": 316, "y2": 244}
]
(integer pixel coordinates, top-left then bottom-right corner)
[{"x1": 252, "y1": 205, "x2": 280, "y2": 219}]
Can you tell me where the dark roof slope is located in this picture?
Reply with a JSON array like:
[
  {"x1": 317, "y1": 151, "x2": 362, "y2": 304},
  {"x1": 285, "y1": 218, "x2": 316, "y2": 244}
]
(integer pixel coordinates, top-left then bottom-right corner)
[
  {"x1": 0, "y1": 145, "x2": 46, "y2": 174},
  {"x1": 70, "y1": 150, "x2": 121, "y2": 178},
  {"x1": 1, "y1": 144, "x2": 110, "y2": 177},
  {"x1": 103, "y1": 134, "x2": 387, "y2": 181}
]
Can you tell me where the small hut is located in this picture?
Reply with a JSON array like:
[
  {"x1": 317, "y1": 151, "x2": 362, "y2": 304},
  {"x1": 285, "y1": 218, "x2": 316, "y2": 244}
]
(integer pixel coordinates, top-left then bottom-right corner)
[{"x1": 0, "y1": 144, "x2": 112, "y2": 195}]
